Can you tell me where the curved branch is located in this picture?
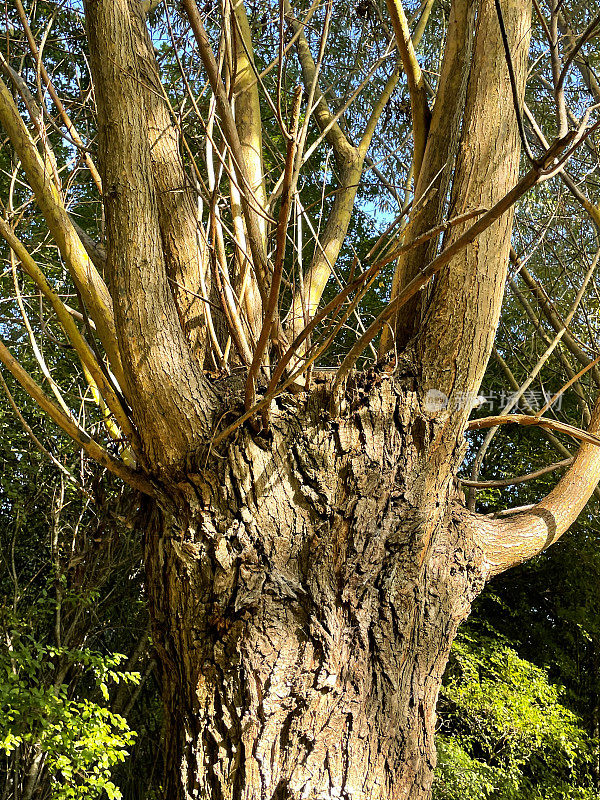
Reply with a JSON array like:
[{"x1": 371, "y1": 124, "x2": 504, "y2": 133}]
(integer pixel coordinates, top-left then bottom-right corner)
[
  {"x1": 467, "y1": 413, "x2": 600, "y2": 447},
  {"x1": 283, "y1": 0, "x2": 355, "y2": 163},
  {"x1": 285, "y1": 67, "x2": 399, "y2": 341},
  {"x1": 384, "y1": 0, "x2": 430, "y2": 181},
  {"x1": 459, "y1": 457, "x2": 573, "y2": 488},
  {"x1": 469, "y1": 399, "x2": 600, "y2": 578}
]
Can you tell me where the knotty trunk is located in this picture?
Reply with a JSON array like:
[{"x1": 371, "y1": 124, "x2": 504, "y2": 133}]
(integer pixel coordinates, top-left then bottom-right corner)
[{"x1": 144, "y1": 376, "x2": 486, "y2": 799}]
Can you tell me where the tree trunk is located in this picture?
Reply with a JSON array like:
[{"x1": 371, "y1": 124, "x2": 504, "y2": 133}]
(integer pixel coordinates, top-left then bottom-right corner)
[{"x1": 144, "y1": 377, "x2": 486, "y2": 799}]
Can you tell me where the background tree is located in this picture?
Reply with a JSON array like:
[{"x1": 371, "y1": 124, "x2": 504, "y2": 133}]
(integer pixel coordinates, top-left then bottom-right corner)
[
  {"x1": 0, "y1": 375, "x2": 158, "y2": 799},
  {"x1": 0, "y1": 0, "x2": 599, "y2": 798}
]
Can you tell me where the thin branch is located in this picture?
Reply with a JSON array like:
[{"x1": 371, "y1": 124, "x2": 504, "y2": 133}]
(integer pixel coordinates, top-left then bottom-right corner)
[
  {"x1": 371, "y1": 208, "x2": 488, "y2": 271},
  {"x1": 549, "y1": 0, "x2": 569, "y2": 137},
  {"x1": 536, "y1": 354, "x2": 600, "y2": 417},
  {"x1": 282, "y1": 0, "x2": 355, "y2": 162},
  {"x1": 13, "y1": 0, "x2": 102, "y2": 192},
  {"x1": 467, "y1": 245, "x2": 599, "y2": 508},
  {"x1": 0, "y1": 340, "x2": 154, "y2": 495},
  {"x1": 0, "y1": 218, "x2": 141, "y2": 457},
  {"x1": 459, "y1": 457, "x2": 573, "y2": 488},
  {"x1": 384, "y1": 0, "x2": 430, "y2": 181},
  {"x1": 494, "y1": 0, "x2": 536, "y2": 163},
  {"x1": 0, "y1": 75, "x2": 123, "y2": 384},
  {"x1": 513, "y1": 248, "x2": 600, "y2": 384},
  {"x1": 0, "y1": 370, "x2": 89, "y2": 494},
  {"x1": 181, "y1": 0, "x2": 269, "y2": 296},
  {"x1": 557, "y1": 11, "x2": 600, "y2": 95},
  {"x1": 467, "y1": 413, "x2": 600, "y2": 447},
  {"x1": 245, "y1": 87, "x2": 302, "y2": 412}
]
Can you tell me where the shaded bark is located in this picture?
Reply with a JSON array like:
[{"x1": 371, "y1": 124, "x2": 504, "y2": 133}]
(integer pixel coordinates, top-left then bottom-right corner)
[
  {"x1": 129, "y1": 0, "x2": 211, "y2": 360},
  {"x1": 145, "y1": 377, "x2": 487, "y2": 800}
]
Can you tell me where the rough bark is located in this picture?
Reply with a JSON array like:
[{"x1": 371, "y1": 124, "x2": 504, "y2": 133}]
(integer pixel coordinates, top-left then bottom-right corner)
[
  {"x1": 129, "y1": 0, "x2": 211, "y2": 360},
  {"x1": 145, "y1": 376, "x2": 487, "y2": 800}
]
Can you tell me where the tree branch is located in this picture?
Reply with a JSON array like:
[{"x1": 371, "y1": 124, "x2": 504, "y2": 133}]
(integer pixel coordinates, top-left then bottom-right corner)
[
  {"x1": 0, "y1": 75, "x2": 123, "y2": 386},
  {"x1": 459, "y1": 457, "x2": 573, "y2": 488},
  {"x1": 0, "y1": 218, "x2": 141, "y2": 459},
  {"x1": 380, "y1": 0, "x2": 476, "y2": 353},
  {"x1": 332, "y1": 130, "x2": 569, "y2": 402},
  {"x1": 467, "y1": 413, "x2": 600, "y2": 447},
  {"x1": 0, "y1": 340, "x2": 154, "y2": 495},
  {"x1": 282, "y1": 0, "x2": 355, "y2": 163},
  {"x1": 384, "y1": 0, "x2": 430, "y2": 181},
  {"x1": 469, "y1": 398, "x2": 600, "y2": 577},
  {"x1": 131, "y1": 0, "x2": 211, "y2": 359},
  {"x1": 13, "y1": 0, "x2": 103, "y2": 193},
  {"x1": 84, "y1": 0, "x2": 217, "y2": 467},
  {"x1": 181, "y1": 0, "x2": 269, "y2": 298}
]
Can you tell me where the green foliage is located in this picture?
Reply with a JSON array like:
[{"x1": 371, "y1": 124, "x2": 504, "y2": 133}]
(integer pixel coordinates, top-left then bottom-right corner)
[
  {"x1": 0, "y1": 617, "x2": 138, "y2": 800},
  {"x1": 434, "y1": 629, "x2": 595, "y2": 800},
  {"x1": 0, "y1": 394, "x2": 156, "y2": 799}
]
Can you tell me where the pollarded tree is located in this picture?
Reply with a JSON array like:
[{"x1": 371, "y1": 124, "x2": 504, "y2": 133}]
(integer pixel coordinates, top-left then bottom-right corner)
[{"x1": 1, "y1": 0, "x2": 599, "y2": 797}]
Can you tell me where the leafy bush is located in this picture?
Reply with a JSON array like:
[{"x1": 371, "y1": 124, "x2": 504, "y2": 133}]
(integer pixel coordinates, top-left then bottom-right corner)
[
  {"x1": 434, "y1": 629, "x2": 595, "y2": 800},
  {"x1": 0, "y1": 623, "x2": 138, "y2": 800}
]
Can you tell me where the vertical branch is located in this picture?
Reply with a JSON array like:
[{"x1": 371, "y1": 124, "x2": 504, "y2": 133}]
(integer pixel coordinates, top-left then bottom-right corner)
[
  {"x1": 130, "y1": 1, "x2": 212, "y2": 361},
  {"x1": 284, "y1": 0, "x2": 399, "y2": 340},
  {"x1": 417, "y1": 0, "x2": 533, "y2": 480},
  {"x1": 181, "y1": 0, "x2": 269, "y2": 298},
  {"x1": 380, "y1": 0, "x2": 476, "y2": 354},
  {"x1": 245, "y1": 87, "x2": 302, "y2": 412},
  {"x1": 230, "y1": 0, "x2": 268, "y2": 241},
  {"x1": 384, "y1": 0, "x2": 431, "y2": 183},
  {"x1": 549, "y1": 0, "x2": 568, "y2": 137},
  {"x1": 84, "y1": 0, "x2": 216, "y2": 467}
]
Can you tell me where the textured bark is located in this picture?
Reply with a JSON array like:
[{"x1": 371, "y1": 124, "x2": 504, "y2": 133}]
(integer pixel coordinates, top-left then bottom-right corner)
[
  {"x1": 416, "y1": 0, "x2": 532, "y2": 481},
  {"x1": 130, "y1": 1, "x2": 211, "y2": 360},
  {"x1": 84, "y1": 0, "x2": 217, "y2": 468},
  {"x1": 381, "y1": 0, "x2": 476, "y2": 352},
  {"x1": 145, "y1": 376, "x2": 487, "y2": 800}
]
